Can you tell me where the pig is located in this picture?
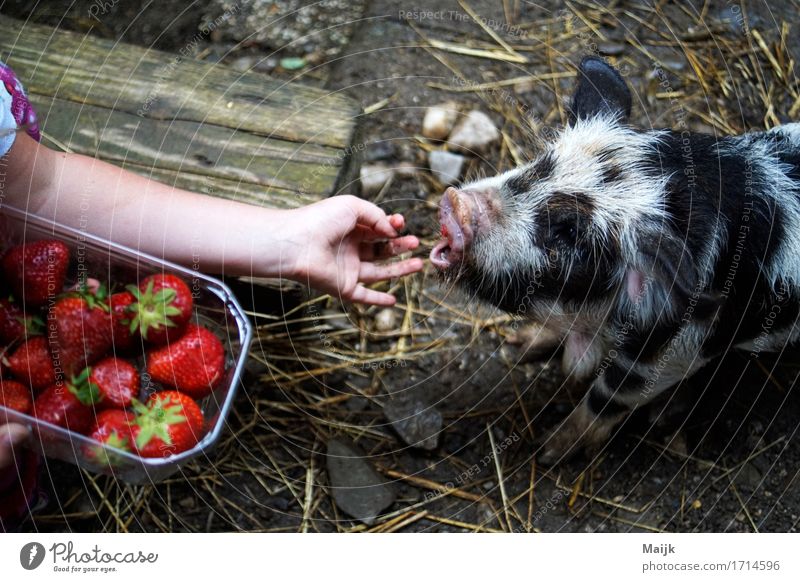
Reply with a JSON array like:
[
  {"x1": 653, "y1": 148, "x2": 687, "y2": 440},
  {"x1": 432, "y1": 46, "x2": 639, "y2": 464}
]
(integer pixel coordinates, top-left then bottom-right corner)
[{"x1": 430, "y1": 56, "x2": 800, "y2": 464}]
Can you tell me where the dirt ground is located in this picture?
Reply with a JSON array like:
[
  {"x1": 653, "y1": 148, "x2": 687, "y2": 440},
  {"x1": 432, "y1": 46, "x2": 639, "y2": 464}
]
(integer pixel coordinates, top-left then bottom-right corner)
[{"x1": 4, "y1": 0, "x2": 800, "y2": 533}]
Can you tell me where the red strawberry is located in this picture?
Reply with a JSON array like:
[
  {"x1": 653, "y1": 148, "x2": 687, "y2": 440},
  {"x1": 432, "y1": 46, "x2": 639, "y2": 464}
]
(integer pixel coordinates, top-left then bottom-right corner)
[
  {"x1": 127, "y1": 274, "x2": 193, "y2": 345},
  {"x1": 146, "y1": 324, "x2": 224, "y2": 399},
  {"x1": 109, "y1": 291, "x2": 137, "y2": 351},
  {"x1": 5, "y1": 336, "x2": 56, "y2": 391},
  {"x1": 85, "y1": 409, "x2": 135, "y2": 463},
  {"x1": 0, "y1": 297, "x2": 42, "y2": 344},
  {"x1": 32, "y1": 378, "x2": 100, "y2": 434},
  {"x1": 49, "y1": 287, "x2": 112, "y2": 376},
  {"x1": 86, "y1": 357, "x2": 139, "y2": 409},
  {"x1": 2, "y1": 240, "x2": 70, "y2": 307},
  {"x1": 0, "y1": 378, "x2": 32, "y2": 414},
  {"x1": 130, "y1": 391, "x2": 204, "y2": 458}
]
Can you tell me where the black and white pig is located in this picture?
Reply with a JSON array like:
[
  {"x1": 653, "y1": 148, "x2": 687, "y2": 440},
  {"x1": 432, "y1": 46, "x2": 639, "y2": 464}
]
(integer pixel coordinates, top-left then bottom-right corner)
[{"x1": 430, "y1": 56, "x2": 800, "y2": 464}]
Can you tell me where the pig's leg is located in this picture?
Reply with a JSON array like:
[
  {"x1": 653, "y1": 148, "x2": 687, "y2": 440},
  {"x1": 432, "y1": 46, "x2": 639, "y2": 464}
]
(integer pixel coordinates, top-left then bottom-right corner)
[
  {"x1": 506, "y1": 323, "x2": 564, "y2": 361},
  {"x1": 537, "y1": 356, "x2": 692, "y2": 465}
]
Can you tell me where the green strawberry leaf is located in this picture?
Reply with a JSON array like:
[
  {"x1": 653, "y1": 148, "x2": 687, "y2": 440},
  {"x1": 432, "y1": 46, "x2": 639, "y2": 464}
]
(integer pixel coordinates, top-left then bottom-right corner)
[
  {"x1": 82, "y1": 283, "x2": 110, "y2": 312},
  {"x1": 125, "y1": 280, "x2": 183, "y2": 339},
  {"x1": 133, "y1": 396, "x2": 187, "y2": 450},
  {"x1": 131, "y1": 398, "x2": 150, "y2": 415},
  {"x1": 105, "y1": 431, "x2": 129, "y2": 450},
  {"x1": 68, "y1": 367, "x2": 102, "y2": 405},
  {"x1": 25, "y1": 314, "x2": 45, "y2": 335}
]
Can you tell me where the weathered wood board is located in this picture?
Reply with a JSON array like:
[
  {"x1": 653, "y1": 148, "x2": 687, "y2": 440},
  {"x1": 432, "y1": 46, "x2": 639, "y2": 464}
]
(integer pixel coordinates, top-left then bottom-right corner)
[{"x1": 0, "y1": 15, "x2": 362, "y2": 209}]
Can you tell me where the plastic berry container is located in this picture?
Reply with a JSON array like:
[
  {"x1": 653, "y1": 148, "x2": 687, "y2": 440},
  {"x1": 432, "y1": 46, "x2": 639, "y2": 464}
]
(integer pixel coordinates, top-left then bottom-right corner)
[{"x1": 0, "y1": 206, "x2": 253, "y2": 483}]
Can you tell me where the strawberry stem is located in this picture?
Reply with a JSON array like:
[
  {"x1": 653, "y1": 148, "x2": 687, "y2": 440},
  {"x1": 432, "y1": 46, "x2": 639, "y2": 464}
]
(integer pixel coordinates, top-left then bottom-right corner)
[
  {"x1": 132, "y1": 396, "x2": 187, "y2": 450},
  {"x1": 125, "y1": 281, "x2": 181, "y2": 340},
  {"x1": 59, "y1": 283, "x2": 110, "y2": 313}
]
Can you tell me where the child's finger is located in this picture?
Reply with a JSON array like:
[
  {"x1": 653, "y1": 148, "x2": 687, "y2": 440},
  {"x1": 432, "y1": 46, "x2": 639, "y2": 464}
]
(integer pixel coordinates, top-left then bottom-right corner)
[
  {"x1": 359, "y1": 235, "x2": 420, "y2": 260},
  {"x1": 354, "y1": 224, "x2": 385, "y2": 242},
  {"x1": 349, "y1": 284, "x2": 397, "y2": 306},
  {"x1": 388, "y1": 214, "x2": 405, "y2": 231},
  {"x1": 0, "y1": 423, "x2": 30, "y2": 470},
  {"x1": 359, "y1": 257, "x2": 425, "y2": 284},
  {"x1": 348, "y1": 196, "x2": 397, "y2": 238}
]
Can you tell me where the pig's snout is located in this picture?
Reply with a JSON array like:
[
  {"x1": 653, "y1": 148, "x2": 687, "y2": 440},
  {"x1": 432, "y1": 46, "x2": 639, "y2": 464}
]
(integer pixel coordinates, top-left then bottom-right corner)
[{"x1": 430, "y1": 186, "x2": 494, "y2": 269}]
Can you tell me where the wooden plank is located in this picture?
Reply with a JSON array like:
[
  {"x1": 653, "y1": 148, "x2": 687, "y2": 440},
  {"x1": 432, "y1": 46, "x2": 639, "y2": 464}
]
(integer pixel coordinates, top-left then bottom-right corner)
[
  {"x1": 31, "y1": 94, "x2": 344, "y2": 203},
  {"x1": 123, "y1": 167, "x2": 321, "y2": 210},
  {"x1": 0, "y1": 15, "x2": 364, "y2": 208},
  {"x1": 0, "y1": 15, "x2": 360, "y2": 149}
]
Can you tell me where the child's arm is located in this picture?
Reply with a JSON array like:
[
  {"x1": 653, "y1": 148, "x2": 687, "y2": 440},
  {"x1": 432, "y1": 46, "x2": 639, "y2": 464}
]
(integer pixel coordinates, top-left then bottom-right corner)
[{"x1": 4, "y1": 132, "x2": 423, "y2": 306}]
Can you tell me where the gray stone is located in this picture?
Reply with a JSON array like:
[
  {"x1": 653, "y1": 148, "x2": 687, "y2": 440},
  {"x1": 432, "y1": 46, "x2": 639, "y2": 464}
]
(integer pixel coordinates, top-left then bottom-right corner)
[
  {"x1": 178, "y1": 496, "x2": 197, "y2": 510},
  {"x1": 668, "y1": 431, "x2": 688, "y2": 457},
  {"x1": 598, "y1": 42, "x2": 625, "y2": 56},
  {"x1": 359, "y1": 164, "x2": 395, "y2": 196},
  {"x1": 230, "y1": 55, "x2": 257, "y2": 72},
  {"x1": 326, "y1": 438, "x2": 395, "y2": 524},
  {"x1": 448, "y1": 110, "x2": 500, "y2": 153},
  {"x1": 365, "y1": 142, "x2": 397, "y2": 162},
  {"x1": 422, "y1": 101, "x2": 460, "y2": 140},
  {"x1": 384, "y1": 398, "x2": 442, "y2": 450},
  {"x1": 429, "y1": 150, "x2": 465, "y2": 185},
  {"x1": 374, "y1": 308, "x2": 397, "y2": 332},
  {"x1": 733, "y1": 462, "x2": 764, "y2": 490}
]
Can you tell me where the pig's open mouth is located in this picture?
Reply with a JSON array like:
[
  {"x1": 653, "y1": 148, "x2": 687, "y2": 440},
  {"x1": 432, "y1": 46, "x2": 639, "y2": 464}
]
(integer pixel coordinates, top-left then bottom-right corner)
[{"x1": 430, "y1": 187, "x2": 485, "y2": 269}]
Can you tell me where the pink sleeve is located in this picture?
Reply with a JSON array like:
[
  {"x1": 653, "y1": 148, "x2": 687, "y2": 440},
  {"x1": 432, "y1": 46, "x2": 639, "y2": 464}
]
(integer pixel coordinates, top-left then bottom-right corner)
[{"x1": 0, "y1": 60, "x2": 40, "y2": 157}]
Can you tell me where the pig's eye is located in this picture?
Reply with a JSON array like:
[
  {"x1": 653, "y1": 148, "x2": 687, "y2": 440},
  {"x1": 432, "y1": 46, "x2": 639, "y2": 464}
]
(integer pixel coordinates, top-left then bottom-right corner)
[{"x1": 549, "y1": 221, "x2": 579, "y2": 246}]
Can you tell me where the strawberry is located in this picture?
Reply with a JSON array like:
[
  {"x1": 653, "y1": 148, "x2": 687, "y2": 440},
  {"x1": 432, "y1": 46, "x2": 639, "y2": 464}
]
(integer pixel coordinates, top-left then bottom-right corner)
[
  {"x1": 2, "y1": 240, "x2": 70, "y2": 307},
  {"x1": 130, "y1": 391, "x2": 204, "y2": 458},
  {"x1": 145, "y1": 324, "x2": 225, "y2": 398},
  {"x1": 32, "y1": 378, "x2": 100, "y2": 434},
  {"x1": 49, "y1": 286, "x2": 112, "y2": 376},
  {"x1": 5, "y1": 336, "x2": 56, "y2": 391},
  {"x1": 0, "y1": 378, "x2": 32, "y2": 414},
  {"x1": 126, "y1": 274, "x2": 193, "y2": 345},
  {"x1": 86, "y1": 357, "x2": 139, "y2": 409},
  {"x1": 0, "y1": 297, "x2": 42, "y2": 344},
  {"x1": 85, "y1": 409, "x2": 135, "y2": 463},
  {"x1": 109, "y1": 291, "x2": 138, "y2": 351}
]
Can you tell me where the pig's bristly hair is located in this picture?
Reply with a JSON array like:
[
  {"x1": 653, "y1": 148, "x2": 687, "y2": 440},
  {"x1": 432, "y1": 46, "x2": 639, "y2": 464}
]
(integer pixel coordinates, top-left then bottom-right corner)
[
  {"x1": 454, "y1": 114, "x2": 673, "y2": 323},
  {"x1": 450, "y1": 112, "x2": 800, "y2": 356}
]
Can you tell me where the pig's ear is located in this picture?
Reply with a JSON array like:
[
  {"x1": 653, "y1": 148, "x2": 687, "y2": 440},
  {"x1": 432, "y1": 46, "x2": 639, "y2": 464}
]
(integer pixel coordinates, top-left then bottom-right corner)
[{"x1": 568, "y1": 56, "x2": 632, "y2": 124}]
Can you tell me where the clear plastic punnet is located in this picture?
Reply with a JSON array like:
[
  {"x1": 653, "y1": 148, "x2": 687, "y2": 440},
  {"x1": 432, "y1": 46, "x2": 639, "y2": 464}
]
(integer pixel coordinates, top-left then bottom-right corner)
[{"x1": 0, "y1": 205, "x2": 253, "y2": 483}]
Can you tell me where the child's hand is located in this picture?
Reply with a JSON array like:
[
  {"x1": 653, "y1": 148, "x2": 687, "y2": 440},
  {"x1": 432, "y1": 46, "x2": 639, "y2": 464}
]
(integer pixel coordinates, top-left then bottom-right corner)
[
  {"x1": 283, "y1": 196, "x2": 424, "y2": 306},
  {"x1": 0, "y1": 423, "x2": 29, "y2": 470}
]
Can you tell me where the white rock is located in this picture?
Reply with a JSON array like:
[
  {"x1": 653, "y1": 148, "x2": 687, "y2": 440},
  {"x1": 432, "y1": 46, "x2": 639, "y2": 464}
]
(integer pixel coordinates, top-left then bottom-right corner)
[
  {"x1": 230, "y1": 56, "x2": 256, "y2": 72},
  {"x1": 374, "y1": 308, "x2": 397, "y2": 332},
  {"x1": 359, "y1": 164, "x2": 395, "y2": 196},
  {"x1": 422, "y1": 101, "x2": 460, "y2": 140},
  {"x1": 448, "y1": 110, "x2": 500, "y2": 153},
  {"x1": 391, "y1": 162, "x2": 418, "y2": 178},
  {"x1": 428, "y1": 150, "x2": 465, "y2": 185}
]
